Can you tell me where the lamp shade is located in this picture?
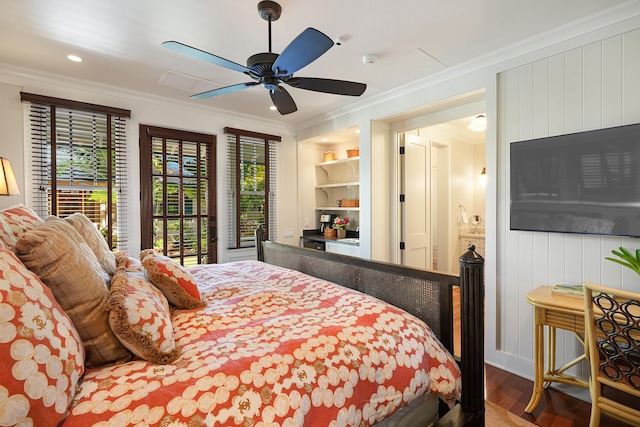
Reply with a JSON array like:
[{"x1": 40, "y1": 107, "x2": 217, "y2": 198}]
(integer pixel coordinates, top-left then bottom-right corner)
[{"x1": 0, "y1": 157, "x2": 20, "y2": 196}]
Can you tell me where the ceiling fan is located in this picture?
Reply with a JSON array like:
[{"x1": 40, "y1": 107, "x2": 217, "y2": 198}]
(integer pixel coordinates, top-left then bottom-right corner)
[{"x1": 162, "y1": 1, "x2": 367, "y2": 115}]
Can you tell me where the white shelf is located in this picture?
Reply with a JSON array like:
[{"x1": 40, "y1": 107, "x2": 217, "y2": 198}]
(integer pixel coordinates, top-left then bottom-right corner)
[
  {"x1": 316, "y1": 207, "x2": 360, "y2": 211},
  {"x1": 315, "y1": 156, "x2": 359, "y2": 167},
  {"x1": 316, "y1": 181, "x2": 359, "y2": 189},
  {"x1": 316, "y1": 157, "x2": 359, "y2": 186}
]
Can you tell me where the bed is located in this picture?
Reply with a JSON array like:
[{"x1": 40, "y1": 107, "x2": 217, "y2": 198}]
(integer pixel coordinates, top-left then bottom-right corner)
[{"x1": 0, "y1": 205, "x2": 484, "y2": 426}]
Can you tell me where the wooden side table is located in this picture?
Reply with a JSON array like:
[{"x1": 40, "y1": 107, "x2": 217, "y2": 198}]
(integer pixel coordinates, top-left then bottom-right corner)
[{"x1": 524, "y1": 286, "x2": 589, "y2": 413}]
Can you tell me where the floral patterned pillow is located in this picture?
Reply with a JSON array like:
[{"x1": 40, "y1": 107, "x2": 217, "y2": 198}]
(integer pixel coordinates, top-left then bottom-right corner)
[
  {"x1": 107, "y1": 267, "x2": 180, "y2": 364},
  {"x1": 0, "y1": 246, "x2": 85, "y2": 426},
  {"x1": 140, "y1": 249, "x2": 206, "y2": 309},
  {"x1": 0, "y1": 204, "x2": 43, "y2": 240}
]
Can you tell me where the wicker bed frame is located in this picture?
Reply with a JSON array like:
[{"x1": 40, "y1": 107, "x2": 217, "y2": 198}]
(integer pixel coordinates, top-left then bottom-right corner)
[{"x1": 257, "y1": 237, "x2": 485, "y2": 426}]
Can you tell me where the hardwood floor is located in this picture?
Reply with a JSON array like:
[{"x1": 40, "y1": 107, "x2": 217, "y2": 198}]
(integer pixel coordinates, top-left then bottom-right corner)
[
  {"x1": 485, "y1": 364, "x2": 633, "y2": 426},
  {"x1": 451, "y1": 288, "x2": 631, "y2": 426}
]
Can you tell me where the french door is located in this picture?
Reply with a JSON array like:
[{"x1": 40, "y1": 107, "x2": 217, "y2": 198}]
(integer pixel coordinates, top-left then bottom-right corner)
[{"x1": 139, "y1": 125, "x2": 217, "y2": 265}]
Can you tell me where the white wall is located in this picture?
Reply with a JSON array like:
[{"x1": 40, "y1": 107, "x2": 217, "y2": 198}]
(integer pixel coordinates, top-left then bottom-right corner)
[
  {"x1": 0, "y1": 79, "x2": 299, "y2": 263},
  {"x1": 370, "y1": 121, "x2": 392, "y2": 262},
  {"x1": 473, "y1": 143, "x2": 487, "y2": 221},
  {"x1": 495, "y1": 27, "x2": 640, "y2": 389},
  {"x1": 0, "y1": 84, "x2": 25, "y2": 208}
]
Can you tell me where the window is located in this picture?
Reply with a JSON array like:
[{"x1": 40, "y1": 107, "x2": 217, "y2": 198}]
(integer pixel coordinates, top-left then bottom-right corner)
[
  {"x1": 225, "y1": 127, "x2": 279, "y2": 248},
  {"x1": 21, "y1": 93, "x2": 130, "y2": 250}
]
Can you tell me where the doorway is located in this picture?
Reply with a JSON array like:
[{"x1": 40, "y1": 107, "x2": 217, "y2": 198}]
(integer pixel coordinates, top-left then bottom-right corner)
[
  {"x1": 139, "y1": 125, "x2": 217, "y2": 265},
  {"x1": 398, "y1": 115, "x2": 486, "y2": 274},
  {"x1": 399, "y1": 133, "x2": 451, "y2": 271}
]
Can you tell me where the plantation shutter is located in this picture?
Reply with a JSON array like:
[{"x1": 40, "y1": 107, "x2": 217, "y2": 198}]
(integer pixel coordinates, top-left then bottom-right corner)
[
  {"x1": 225, "y1": 127, "x2": 279, "y2": 249},
  {"x1": 21, "y1": 92, "x2": 130, "y2": 250}
]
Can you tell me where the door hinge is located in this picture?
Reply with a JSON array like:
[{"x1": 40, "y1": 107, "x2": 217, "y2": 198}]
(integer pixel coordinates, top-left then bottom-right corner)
[
  {"x1": 400, "y1": 194, "x2": 405, "y2": 202},
  {"x1": 399, "y1": 146, "x2": 405, "y2": 155},
  {"x1": 400, "y1": 241, "x2": 405, "y2": 250}
]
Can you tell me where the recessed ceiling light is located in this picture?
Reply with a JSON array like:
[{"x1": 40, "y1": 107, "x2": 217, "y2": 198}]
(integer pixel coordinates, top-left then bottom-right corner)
[
  {"x1": 355, "y1": 129, "x2": 360, "y2": 134},
  {"x1": 67, "y1": 55, "x2": 82, "y2": 62},
  {"x1": 269, "y1": 105, "x2": 277, "y2": 111},
  {"x1": 322, "y1": 138, "x2": 328, "y2": 142},
  {"x1": 468, "y1": 114, "x2": 486, "y2": 132}
]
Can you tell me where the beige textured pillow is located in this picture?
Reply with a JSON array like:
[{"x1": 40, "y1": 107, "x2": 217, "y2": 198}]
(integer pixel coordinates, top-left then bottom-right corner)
[
  {"x1": 15, "y1": 217, "x2": 131, "y2": 368},
  {"x1": 116, "y1": 250, "x2": 144, "y2": 273},
  {"x1": 0, "y1": 215, "x2": 17, "y2": 250},
  {"x1": 64, "y1": 212, "x2": 116, "y2": 276},
  {"x1": 108, "y1": 266, "x2": 180, "y2": 364}
]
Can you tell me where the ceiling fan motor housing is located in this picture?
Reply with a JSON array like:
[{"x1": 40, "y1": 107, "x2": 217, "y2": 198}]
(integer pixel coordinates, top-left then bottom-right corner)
[
  {"x1": 247, "y1": 52, "x2": 279, "y2": 78},
  {"x1": 258, "y1": 1, "x2": 281, "y2": 21}
]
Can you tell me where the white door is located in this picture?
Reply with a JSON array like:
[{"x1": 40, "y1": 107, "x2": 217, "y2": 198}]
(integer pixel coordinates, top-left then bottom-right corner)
[{"x1": 402, "y1": 134, "x2": 431, "y2": 269}]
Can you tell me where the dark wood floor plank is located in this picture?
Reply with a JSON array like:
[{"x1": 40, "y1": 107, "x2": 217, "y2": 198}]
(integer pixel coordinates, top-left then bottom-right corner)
[{"x1": 485, "y1": 364, "x2": 633, "y2": 427}]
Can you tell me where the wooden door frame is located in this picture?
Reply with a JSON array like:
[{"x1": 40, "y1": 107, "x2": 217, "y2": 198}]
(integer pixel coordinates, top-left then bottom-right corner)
[{"x1": 139, "y1": 124, "x2": 217, "y2": 263}]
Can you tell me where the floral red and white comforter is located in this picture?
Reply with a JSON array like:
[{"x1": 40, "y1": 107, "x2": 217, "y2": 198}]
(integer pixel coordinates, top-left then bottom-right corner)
[{"x1": 62, "y1": 260, "x2": 461, "y2": 426}]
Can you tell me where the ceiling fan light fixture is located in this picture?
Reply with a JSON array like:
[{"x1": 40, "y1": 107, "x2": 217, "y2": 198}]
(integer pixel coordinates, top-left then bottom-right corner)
[
  {"x1": 468, "y1": 114, "x2": 486, "y2": 132},
  {"x1": 262, "y1": 77, "x2": 279, "y2": 91}
]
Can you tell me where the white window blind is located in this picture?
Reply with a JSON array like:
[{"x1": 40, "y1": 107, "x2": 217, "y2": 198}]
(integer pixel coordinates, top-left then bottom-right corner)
[
  {"x1": 225, "y1": 128, "x2": 278, "y2": 249},
  {"x1": 22, "y1": 94, "x2": 130, "y2": 250}
]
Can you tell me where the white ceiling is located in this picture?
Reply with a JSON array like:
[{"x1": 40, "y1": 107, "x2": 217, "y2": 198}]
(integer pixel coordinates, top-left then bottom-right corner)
[{"x1": 0, "y1": 0, "x2": 631, "y2": 126}]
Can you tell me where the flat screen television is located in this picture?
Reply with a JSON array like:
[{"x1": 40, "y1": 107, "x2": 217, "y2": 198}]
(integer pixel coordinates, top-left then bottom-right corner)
[{"x1": 510, "y1": 123, "x2": 640, "y2": 237}]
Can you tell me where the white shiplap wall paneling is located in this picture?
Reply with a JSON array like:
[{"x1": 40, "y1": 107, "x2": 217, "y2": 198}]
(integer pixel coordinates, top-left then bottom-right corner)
[
  {"x1": 602, "y1": 35, "x2": 622, "y2": 127},
  {"x1": 532, "y1": 58, "x2": 550, "y2": 138},
  {"x1": 498, "y1": 27, "x2": 640, "y2": 382},
  {"x1": 623, "y1": 30, "x2": 640, "y2": 122},
  {"x1": 548, "y1": 53, "x2": 566, "y2": 137},
  {"x1": 583, "y1": 41, "x2": 604, "y2": 130}
]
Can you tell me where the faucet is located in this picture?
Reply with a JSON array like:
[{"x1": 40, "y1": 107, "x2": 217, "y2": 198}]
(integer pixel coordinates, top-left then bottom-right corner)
[{"x1": 471, "y1": 215, "x2": 482, "y2": 234}]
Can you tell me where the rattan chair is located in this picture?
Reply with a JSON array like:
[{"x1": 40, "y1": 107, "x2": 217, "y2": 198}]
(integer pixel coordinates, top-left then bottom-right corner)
[{"x1": 583, "y1": 282, "x2": 640, "y2": 427}]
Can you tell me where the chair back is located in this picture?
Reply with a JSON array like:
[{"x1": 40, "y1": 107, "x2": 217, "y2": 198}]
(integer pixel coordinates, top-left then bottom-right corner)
[
  {"x1": 583, "y1": 281, "x2": 640, "y2": 427},
  {"x1": 255, "y1": 224, "x2": 267, "y2": 261}
]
